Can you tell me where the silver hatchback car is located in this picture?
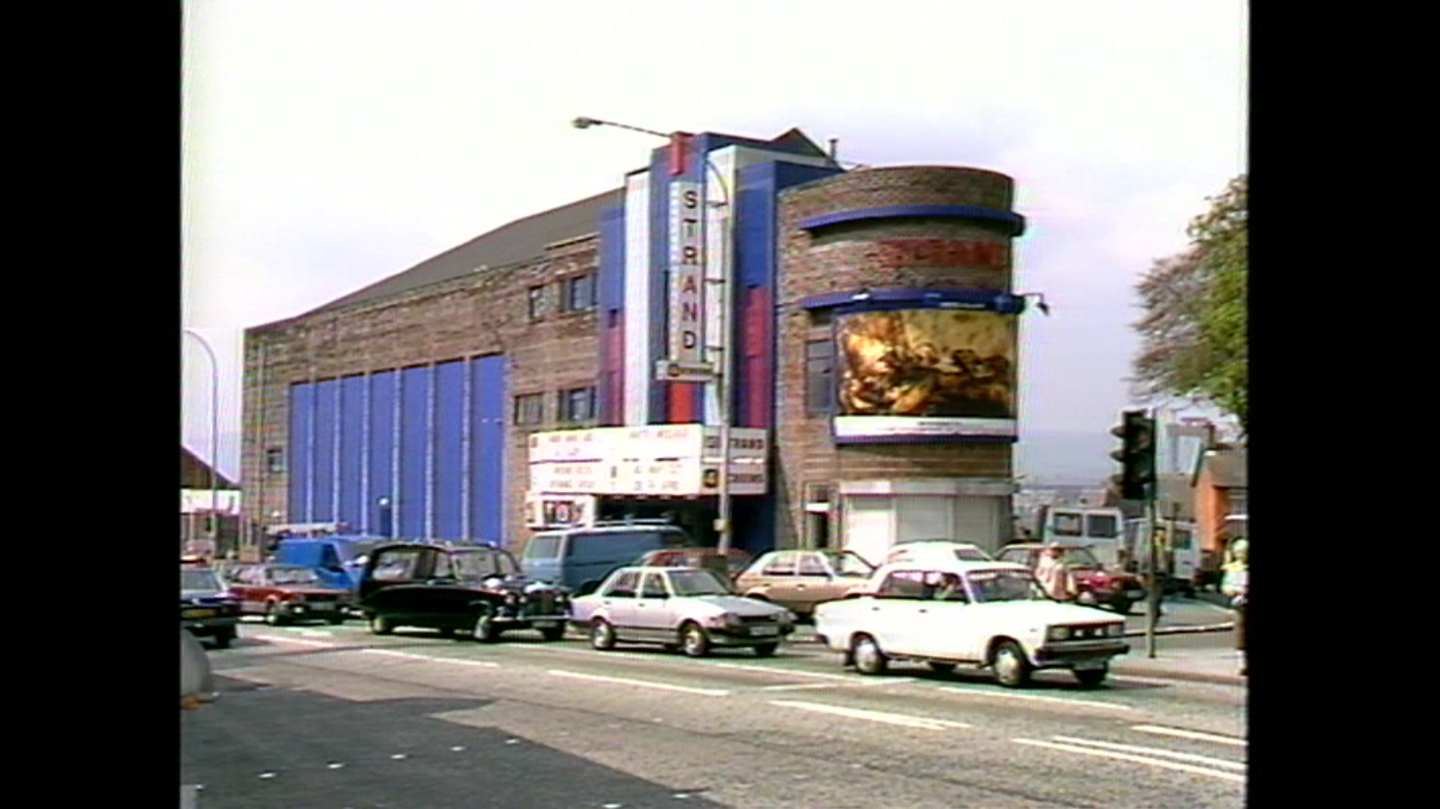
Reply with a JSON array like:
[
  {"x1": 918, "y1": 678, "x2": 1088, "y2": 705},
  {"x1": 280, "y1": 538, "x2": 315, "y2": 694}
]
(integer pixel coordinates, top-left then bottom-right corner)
[{"x1": 570, "y1": 566, "x2": 796, "y2": 657}]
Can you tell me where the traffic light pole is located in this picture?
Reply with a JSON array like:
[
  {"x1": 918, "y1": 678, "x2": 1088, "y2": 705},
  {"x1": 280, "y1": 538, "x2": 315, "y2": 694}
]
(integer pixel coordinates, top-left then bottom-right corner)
[{"x1": 1145, "y1": 457, "x2": 1159, "y2": 658}]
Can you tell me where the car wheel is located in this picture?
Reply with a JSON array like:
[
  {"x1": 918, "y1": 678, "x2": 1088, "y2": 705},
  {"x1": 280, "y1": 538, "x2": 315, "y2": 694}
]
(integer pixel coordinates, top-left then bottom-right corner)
[
  {"x1": 473, "y1": 607, "x2": 501, "y2": 643},
  {"x1": 369, "y1": 614, "x2": 394, "y2": 635},
  {"x1": 1073, "y1": 664, "x2": 1109, "y2": 688},
  {"x1": 326, "y1": 615, "x2": 344, "y2": 625},
  {"x1": 852, "y1": 634, "x2": 888, "y2": 676},
  {"x1": 927, "y1": 661, "x2": 957, "y2": 675},
  {"x1": 213, "y1": 629, "x2": 234, "y2": 649},
  {"x1": 591, "y1": 619, "x2": 617, "y2": 650},
  {"x1": 540, "y1": 624, "x2": 566, "y2": 642},
  {"x1": 1111, "y1": 598, "x2": 1132, "y2": 615},
  {"x1": 264, "y1": 604, "x2": 286, "y2": 626},
  {"x1": 1076, "y1": 591, "x2": 1098, "y2": 606},
  {"x1": 752, "y1": 642, "x2": 779, "y2": 657},
  {"x1": 680, "y1": 623, "x2": 711, "y2": 658},
  {"x1": 992, "y1": 640, "x2": 1032, "y2": 688}
]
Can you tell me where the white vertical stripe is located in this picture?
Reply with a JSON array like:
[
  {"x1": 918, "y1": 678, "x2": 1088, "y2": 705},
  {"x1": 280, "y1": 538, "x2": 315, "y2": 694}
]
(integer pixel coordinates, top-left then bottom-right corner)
[
  {"x1": 703, "y1": 146, "x2": 738, "y2": 426},
  {"x1": 623, "y1": 170, "x2": 652, "y2": 426}
]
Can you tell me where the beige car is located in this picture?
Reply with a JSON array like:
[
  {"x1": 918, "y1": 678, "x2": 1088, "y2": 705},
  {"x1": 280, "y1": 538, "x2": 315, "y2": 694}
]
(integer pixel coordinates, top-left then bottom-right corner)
[{"x1": 734, "y1": 550, "x2": 877, "y2": 617}]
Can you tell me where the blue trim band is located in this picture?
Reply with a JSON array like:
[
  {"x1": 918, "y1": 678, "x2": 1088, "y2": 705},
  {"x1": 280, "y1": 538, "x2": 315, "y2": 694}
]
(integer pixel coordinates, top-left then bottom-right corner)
[
  {"x1": 799, "y1": 205, "x2": 1025, "y2": 237},
  {"x1": 800, "y1": 288, "x2": 1026, "y2": 315}
]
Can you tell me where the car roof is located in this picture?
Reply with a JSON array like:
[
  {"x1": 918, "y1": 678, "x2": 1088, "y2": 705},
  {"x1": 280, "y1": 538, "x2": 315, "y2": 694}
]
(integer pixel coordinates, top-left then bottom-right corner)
[{"x1": 876, "y1": 558, "x2": 1030, "y2": 575}]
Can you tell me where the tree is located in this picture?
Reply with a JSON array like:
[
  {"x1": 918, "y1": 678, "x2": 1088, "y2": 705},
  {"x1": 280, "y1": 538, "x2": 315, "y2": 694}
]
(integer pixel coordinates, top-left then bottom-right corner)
[{"x1": 1131, "y1": 175, "x2": 1248, "y2": 433}]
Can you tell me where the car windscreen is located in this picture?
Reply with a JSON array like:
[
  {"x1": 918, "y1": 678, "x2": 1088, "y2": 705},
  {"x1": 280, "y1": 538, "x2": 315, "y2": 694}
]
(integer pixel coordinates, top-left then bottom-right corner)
[
  {"x1": 1061, "y1": 548, "x2": 1102, "y2": 569},
  {"x1": 667, "y1": 570, "x2": 733, "y2": 596},
  {"x1": 524, "y1": 536, "x2": 562, "y2": 560},
  {"x1": 825, "y1": 552, "x2": 875, "y2": 577},
  {"x1": 964, "y1": 569, "x2": 1047, "y2": 603},
  {"x1": 181, "y1": 568, "x2": 222, "y2": 592},
  {"x1": 271, "y1": 567, "x2": 322, "y2": 585}
]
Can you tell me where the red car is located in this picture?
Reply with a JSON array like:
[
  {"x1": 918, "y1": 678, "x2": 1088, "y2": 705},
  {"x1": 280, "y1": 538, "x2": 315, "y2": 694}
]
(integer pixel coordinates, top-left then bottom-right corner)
[
  {"x1": 224, "y1": 563, "x2": 352, "y2": 625},
  {"x1": 995, "y1": 543, "x2": 1147, "y2": 614}
]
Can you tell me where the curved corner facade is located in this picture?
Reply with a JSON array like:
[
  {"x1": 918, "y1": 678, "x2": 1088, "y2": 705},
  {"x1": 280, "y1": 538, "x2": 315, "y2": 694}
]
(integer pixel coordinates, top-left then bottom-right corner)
[{"x1": 773, "y1": 167, "x2": 1024, "y2": 563}]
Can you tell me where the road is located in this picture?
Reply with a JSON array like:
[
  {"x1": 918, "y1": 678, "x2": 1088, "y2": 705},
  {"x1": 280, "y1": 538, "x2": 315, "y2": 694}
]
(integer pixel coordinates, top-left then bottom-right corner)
[{"x1": 183, "y1": 618, "x2": 1246, "y2": 809}]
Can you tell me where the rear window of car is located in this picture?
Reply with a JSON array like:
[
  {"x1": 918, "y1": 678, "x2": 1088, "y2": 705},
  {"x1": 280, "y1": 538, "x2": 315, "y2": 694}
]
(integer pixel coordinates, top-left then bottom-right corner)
[
  {"x1": 952, "y1": 548, "x2": 990, "y2": 562},
  {"x1": 181, "y1": 569, "x2": 222, "y2": 592}
]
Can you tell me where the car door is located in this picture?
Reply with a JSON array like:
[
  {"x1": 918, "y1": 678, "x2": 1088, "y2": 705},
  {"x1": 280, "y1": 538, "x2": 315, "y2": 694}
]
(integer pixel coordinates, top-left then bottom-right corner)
[
  {"x1": 751, "y1": 552, "x2": 800, "y2": 609},
  {"x1": 911, "y1": 572, "x2": 975, "y2": 661},
  {"x1": 791, "y1": 552, "x2": 848, "y2": 613},
  {"x1": 595, "y1": 570, "x2": 641, "y2": 639},
  {"x1": 867, "y1": 570, "x2": 929, "y2": 656},
  {"x1": 632, "y1": 571, "x2": 678, "y2": 642}
]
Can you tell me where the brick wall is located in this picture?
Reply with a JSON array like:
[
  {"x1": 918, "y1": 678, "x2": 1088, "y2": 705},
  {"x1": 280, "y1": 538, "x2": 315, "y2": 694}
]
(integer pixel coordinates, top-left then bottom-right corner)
[
  {"x1": 773, "y1": 167, "x2": 1018, "y2": 548},
  {"x1": 240, "y1": 234, "x2": 604, "y2": 553}
]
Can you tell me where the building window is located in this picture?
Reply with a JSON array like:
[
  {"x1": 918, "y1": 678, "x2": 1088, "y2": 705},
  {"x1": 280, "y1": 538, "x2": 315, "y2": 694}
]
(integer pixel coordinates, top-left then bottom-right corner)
[
  {"x1": 559, "y1": 386, "x2": 597, "y2": 423},
  {"x1": 265, "y1": 447, "x2": 285, "y2": 474},
  {"x1": 562, "y1": 274, "x2": 597, "y2": 313},
  {"x1": 513, "y1": 393, "x2": 545, "y2": 426},
  {"x1": 805, "y1": 339, "x2": 835, "y2": 416},
  {"x1": 528, "y1": 285, "x2": 547, "y2": 322}
]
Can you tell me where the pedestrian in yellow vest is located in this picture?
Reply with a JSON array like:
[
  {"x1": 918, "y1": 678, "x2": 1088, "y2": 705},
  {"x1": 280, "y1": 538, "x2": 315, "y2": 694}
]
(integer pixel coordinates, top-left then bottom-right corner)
[{"x1": 1221, "y1": 538, "x2": 1248, "y2": 676}]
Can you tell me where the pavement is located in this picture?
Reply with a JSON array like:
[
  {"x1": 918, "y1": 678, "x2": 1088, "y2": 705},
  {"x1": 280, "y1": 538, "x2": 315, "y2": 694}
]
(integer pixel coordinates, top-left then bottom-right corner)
[{"x1": 790, "y1": 593, "x2": 1247, "y2": 687}]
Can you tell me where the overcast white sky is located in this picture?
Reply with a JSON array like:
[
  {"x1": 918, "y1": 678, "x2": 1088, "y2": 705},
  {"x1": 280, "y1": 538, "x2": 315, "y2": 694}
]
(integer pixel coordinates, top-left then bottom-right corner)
[{"x1": 181, "y1": 0, "x2": 1248, "y2": 482}]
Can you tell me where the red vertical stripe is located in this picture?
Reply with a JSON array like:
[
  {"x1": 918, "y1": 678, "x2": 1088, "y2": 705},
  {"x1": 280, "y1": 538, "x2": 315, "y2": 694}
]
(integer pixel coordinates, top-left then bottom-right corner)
[
  {"x1": 669, "y1": 381, "x2": 697, "y2": 423},
  {"x1": 669, "y1": 132, "x2": 693, "y2": 177}
]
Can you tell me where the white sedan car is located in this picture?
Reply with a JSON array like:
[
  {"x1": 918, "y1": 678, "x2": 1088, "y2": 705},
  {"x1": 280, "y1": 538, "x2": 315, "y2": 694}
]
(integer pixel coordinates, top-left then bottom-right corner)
[
  {"x1": 813, "y1": 559, "x2": 1129, "y2": 688},
  {"x1": 570, "y1": 566, "x2": 795, "y2": 657}
]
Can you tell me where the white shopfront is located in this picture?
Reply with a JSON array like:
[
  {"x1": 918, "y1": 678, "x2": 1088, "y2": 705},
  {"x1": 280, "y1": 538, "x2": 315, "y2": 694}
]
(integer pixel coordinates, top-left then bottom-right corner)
[{"x1": 838, "y1": 479, "x2": 1015, "y2": 566}]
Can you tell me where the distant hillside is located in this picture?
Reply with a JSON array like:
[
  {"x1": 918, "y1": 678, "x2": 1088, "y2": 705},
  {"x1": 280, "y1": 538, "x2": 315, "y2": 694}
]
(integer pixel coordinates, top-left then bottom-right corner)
[{"x1": 1014, "y1": 430, "x2": 1113, "y2": 486}]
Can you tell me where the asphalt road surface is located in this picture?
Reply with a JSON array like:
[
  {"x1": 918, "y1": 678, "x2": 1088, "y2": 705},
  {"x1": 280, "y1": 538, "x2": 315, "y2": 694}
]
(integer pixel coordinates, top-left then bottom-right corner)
[{"x1": 183, "y1": 620, "x2": 1247, "y2": 809}]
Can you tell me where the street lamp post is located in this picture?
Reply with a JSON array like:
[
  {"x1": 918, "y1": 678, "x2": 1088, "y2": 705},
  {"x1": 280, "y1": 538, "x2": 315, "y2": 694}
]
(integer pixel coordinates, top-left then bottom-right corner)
[
  {"x1": 573, "y1": 116, "x2": 737, "y2": 551},
  {"x1": 183, "y1": 328, "x2": 220, "y2": 550}
]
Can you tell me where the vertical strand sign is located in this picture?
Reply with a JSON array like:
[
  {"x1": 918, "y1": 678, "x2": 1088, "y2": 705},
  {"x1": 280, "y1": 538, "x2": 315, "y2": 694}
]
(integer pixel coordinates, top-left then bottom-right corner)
[{"x1": 661, "y1": 180, "x2": 711, "y2": 381}]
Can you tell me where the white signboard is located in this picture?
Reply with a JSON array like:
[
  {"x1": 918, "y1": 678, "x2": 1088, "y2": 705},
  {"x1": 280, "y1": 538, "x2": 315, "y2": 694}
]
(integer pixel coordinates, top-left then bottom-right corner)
[
  {"x1": 527, "y1": 426, "x2": 769, "y2": 496},
  {"x1": 180, "y1": 489, "x2": 241, "y2": 515},
  {"x1": 664, "y1": 180, "x2": 709, "y2": 379}
]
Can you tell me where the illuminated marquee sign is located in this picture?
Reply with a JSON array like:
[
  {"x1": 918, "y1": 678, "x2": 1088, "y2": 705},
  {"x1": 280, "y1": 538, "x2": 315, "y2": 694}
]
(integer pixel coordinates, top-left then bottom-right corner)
[{"x1": 660, "y1": 180, "x2": 712, "y2": 382}]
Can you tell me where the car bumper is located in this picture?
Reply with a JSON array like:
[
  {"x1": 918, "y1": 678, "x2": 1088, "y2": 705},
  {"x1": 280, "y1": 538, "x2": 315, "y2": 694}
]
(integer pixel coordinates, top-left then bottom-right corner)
[
  {"x1": 1033, "y1": 640, "x2": 1129, "y2": 667},
  {"x1": 181, "y1": 614, "x2": 240, "y2": 635},
  {"x1": 278, "y1": 601, "x2": 347, "y2": 618},
  {"x1": 711, "y1": 625, "x2": 794, "y2": 646}
]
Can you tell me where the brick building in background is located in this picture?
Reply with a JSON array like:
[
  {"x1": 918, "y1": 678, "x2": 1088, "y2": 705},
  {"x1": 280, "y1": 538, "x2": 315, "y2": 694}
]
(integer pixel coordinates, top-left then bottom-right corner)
[{"x1": 241, "y1": 127, "x2": 1041, "y2": 562}]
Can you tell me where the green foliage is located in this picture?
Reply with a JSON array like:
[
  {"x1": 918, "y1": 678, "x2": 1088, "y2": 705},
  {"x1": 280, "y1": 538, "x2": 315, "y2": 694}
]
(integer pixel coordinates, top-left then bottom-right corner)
[{"x1": 1132, "y1": 176, "x2": 1247, "y2": 432}]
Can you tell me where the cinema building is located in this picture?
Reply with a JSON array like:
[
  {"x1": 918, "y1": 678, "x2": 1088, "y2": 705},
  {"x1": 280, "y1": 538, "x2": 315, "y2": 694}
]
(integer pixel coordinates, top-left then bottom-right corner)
[{"x1": 240, "y1": 126, "x2": 1036, "y2": 563}]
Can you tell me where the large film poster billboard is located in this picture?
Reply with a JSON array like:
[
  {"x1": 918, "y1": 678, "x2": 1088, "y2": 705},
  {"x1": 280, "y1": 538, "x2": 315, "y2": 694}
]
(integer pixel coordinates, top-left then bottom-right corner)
[{"x1": 834, "y1": 308, "x2": 1017, "y2": 441}]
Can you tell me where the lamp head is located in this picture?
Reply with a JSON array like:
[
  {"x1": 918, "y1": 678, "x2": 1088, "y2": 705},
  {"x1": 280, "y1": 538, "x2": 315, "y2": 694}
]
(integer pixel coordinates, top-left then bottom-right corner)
[{"x1": 572, "y1": 116, "x2": 599, "y2": 129}]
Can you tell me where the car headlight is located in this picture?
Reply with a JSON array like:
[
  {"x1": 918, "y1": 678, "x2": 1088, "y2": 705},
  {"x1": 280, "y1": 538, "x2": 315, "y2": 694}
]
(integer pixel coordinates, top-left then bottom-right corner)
[{"x1": 1046, "y1": 626, "x2": 1071, "y2": 642}]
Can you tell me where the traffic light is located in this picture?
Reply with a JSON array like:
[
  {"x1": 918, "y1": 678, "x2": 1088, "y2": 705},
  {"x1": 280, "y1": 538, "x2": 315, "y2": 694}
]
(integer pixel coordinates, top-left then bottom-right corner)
[{"x1": 1109, "y1": 410, "x2": 1156, "y2": 501}]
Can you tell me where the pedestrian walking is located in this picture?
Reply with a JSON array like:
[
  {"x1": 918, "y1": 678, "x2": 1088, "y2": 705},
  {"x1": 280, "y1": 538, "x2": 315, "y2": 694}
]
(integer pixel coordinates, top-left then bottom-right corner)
[
  {"x1": 1035, "y1": 543, "x2": 1078, "y2": 602},
  {"x1": 1221, "y1": 538, "x2": 1248, "y2": 675}
]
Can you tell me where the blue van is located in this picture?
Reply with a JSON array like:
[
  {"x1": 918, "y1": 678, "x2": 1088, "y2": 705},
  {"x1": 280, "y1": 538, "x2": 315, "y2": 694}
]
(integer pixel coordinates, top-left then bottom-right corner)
[
  {"x1": 520, "y1": 524, "x2": 696, "y2": 594},
  {"x1": 273, "y1": 535, "x2": 386, "y2": 593}
]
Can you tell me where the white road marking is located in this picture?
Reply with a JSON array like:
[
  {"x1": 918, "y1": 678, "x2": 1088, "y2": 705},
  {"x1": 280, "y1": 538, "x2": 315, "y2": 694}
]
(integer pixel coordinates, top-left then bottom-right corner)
[
  {"x1": 251, "y1": 634, "x2": 336, "y2": 648},
  {"x1": 759, "y1": 682, "x2": 844, "y2": 691},
  {"x1": 1050, "y1": 735, "x2": 1245, "y2": 770},
  {"x1": 359, "y1": 649, "x2": 499, "y2": 667},
  {"x1": 771, "y1": 700, "x2": 972, "y2": 731},
  {"x1": 295, "y1": 629, "x2": 334, "y2": 637},
  {"x1": 1012, "y1": 738, "x2": 1244, "y2": 783},
  {"x1": 706, "y1": 661, "x2": 909, "y2": 683},
  {"x1": 935, "y1": 686, "x2": 1135, "y2": 712},
  {"x1": 546, "y1": 669, "x2": 730, "y2": 696},
  {"x1": 1131, "y1": 724, "x2": 1247, "y2": 747}
]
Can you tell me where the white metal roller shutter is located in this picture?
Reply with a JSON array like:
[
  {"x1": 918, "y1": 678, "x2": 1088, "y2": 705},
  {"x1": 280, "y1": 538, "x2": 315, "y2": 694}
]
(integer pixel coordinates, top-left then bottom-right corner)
[
  {"x1": 842, "y1": 496, "x2": 893, "y2": 568},
  {"x1": 955, "y1": 495, "x2": 1000, "y2": 548},
  {"x1": 895, "y1": 496, "x2": 954, "y2": 543}
]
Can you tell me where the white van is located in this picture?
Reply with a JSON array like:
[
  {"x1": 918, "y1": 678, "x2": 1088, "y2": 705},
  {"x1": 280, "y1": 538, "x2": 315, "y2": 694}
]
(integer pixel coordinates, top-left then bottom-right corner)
[{"x1": 1040, "y1": 507, "x2": 1124, "y2": 567}]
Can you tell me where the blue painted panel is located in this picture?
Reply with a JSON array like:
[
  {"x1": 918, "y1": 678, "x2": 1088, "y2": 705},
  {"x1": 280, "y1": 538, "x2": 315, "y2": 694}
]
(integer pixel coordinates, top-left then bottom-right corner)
[
  {"x1": 434, "y1": 360, "x2": 465, "y2": 540},
  {"x1": 312, "y1": 379, "x2": 339, "y2": 522},
  {"x1": 599, "y1": 205, "x2": 626, "y2": 425},
  {"x1": 469, "y1": 356, "x2": 506, "y2": 545},
  {"x1": 399, "y1": 366, "x2": 431, "y2": 539},
  {"x1": 798, "y1": 204, "x2": 1026, "y2": 236},
  {"x1": 367, "y1": 372, "x2": 397, "y2": 537},
  {"x1": 289, "y1": 382, "x2": 314, "y2": 521},
  {"x1": 338, "y1": 375, "x2": 365, "y2": 531}
]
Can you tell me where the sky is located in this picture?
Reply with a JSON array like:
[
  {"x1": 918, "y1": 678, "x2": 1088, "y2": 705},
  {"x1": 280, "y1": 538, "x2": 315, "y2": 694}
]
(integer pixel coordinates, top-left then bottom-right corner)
[{"x1": 181, "y1": 0, "x2": 1248, "y2": 483}]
